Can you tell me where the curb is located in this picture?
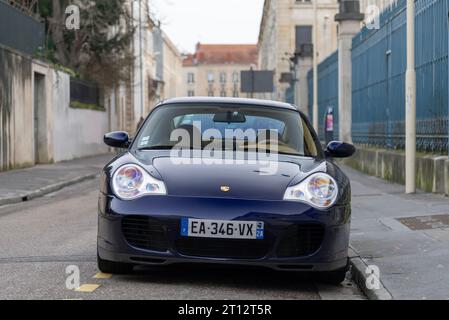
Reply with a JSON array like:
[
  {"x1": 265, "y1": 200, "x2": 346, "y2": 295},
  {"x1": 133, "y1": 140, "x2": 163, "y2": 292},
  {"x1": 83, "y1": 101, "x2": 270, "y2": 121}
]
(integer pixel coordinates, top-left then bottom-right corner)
[
  {"x1": 349, "y1": 246, "x2": 393, "y2": 300},
  {"x1": 0, "y1": 173, "x2": 100, "y2": 207}
]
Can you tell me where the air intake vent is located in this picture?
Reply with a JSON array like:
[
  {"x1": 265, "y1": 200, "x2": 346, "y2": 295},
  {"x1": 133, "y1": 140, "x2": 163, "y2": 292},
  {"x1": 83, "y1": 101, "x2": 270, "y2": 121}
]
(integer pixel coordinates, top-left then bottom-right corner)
[
  {"x1": 276, "y1": 224, "x2": 325, "y2": 258},
  {"x1": 122, "y1": 216, "x2": 169, "y2": 252}
]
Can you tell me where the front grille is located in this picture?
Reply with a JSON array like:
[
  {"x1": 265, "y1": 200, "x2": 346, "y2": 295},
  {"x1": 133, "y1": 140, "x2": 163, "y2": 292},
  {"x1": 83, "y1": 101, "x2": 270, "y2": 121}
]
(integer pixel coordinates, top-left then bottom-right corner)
[
  {"x1": 122, "y1": 216, "x2": 169, "y2": 252},
  {"x1": 276, "y1": 224, "x2": 325, "y2": 258},
  {"x1": 175, "y1": 237, "x2": 273, "y2": 259},
  {"x1": 122, "y1": 217, "x2": 325, "y2": 259}
]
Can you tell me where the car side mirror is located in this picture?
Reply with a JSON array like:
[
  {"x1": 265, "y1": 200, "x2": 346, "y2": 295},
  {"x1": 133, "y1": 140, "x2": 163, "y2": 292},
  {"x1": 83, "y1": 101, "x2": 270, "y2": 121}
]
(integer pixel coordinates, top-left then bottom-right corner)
[
  {"x1": 325, "y1": 141, "x2": 356, "y2": 158},
  {"x1": 104, "y1": 131, "x2": 130, "y2": 149}
]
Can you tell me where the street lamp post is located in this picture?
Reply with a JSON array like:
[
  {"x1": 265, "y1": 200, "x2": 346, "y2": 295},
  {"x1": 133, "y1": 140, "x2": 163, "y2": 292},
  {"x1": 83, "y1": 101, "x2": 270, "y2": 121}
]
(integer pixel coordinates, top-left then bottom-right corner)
[
  {"x1": 130, "y1": 0, "x2": 145, "y2": 128},
  {"x1": 312, "y1": 0, "x2": 319, "y2": 131},
  {"x1": 405, "y1": 0, "x2": 416, "y2": 194},
  {"x1": 139, "y1": 0, "x2": 144, "y2": 118}
]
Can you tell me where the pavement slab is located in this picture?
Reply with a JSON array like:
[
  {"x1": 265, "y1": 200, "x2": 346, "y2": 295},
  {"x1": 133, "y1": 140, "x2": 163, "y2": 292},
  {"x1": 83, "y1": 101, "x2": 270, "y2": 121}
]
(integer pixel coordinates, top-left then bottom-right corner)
[
  {"x1": 342, "y1": 165, "x2": 449, "y2": 300},
  {"x1": 0, "y1": 154, "x2": 115, "y2": 206}
]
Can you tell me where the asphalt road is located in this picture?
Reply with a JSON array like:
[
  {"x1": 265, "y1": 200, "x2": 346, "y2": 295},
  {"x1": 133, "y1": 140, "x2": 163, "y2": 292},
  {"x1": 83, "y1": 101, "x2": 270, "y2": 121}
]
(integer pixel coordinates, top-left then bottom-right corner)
[{"x1": 0, "y1": 179, "x2": 365, "y2": 300}]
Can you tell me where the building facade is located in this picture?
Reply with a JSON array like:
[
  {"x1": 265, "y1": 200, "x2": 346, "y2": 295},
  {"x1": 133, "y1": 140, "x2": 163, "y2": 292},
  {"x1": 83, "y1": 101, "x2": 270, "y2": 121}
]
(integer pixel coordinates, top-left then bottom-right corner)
[
  {"x1": 105, "y1": 0, "x2": 158, "y2": 134},
  {"x1": 182, "y1": 44, "x2": 258, "y2": 98},
  {"x1": 257, "y1": 0, "x2": 340, "y2": 108},
  {"x1": 108, "y1": 1, "x2": 183, "y2": 134},
  {"x1": 161, "y1": 32, "x2": 184, "y2": 102}
]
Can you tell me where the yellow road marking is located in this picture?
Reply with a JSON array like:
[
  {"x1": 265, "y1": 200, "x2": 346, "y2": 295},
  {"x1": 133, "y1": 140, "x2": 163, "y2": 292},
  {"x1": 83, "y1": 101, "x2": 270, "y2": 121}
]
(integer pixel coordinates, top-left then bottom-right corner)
[
  {"x1": 93, "y1": 272, "x2": 112, "y2": 279},
  {"x1": 75, "y1": 284, "x2": 100, "y2": 293}
]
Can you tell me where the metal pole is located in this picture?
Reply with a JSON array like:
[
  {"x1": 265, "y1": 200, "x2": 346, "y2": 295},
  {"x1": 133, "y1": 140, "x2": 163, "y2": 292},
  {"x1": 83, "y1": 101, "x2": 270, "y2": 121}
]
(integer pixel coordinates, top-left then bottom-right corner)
[
  {"x1": 312, "y1": 0, "x2": 319, "y2": 131},
  {"x1": 250, "y1": 67, "x2": 254, "y2": 99},
  {"x1": 139, "y1": 0, "x2": 144, "y2": 118},
  {"x1": 405, "y1": 0, "x2": 416, "y2": 194}
]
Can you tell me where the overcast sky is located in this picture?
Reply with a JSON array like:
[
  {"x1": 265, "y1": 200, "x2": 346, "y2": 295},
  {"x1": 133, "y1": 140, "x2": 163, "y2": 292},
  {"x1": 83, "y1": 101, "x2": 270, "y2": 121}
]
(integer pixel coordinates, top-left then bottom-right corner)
[{"x1": 150, "y1": 0, "x2": 265, "y2": 53}]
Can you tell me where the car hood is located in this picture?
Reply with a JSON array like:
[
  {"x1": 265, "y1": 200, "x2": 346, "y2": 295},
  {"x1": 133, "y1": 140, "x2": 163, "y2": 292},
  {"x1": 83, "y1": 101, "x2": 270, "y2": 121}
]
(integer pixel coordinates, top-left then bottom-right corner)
[{"x1": 151, "y1": 157, "x2": 302, "y2": 201}]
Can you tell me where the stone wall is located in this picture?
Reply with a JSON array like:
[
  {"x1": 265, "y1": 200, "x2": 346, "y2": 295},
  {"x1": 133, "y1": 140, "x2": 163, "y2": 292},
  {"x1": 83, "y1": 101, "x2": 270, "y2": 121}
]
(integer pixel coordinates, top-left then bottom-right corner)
[
  {"x1": 0, "y1": 45, "x2": 109, "y2": 172},
  {"x1": 343, "y1": 146, "x2": 449, "y2": 196},
  {"x1": 52, "y1": 71, "x2": 109, "y2": 162},
  {"x1": 0, "y1": 46, "x2": 33, "y2": 171}
]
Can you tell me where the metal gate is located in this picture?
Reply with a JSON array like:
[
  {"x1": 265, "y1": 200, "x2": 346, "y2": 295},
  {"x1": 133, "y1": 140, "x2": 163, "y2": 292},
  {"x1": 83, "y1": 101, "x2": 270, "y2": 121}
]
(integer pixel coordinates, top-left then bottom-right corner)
[{"x1": 310, "y1": 0, "x2": 449, "y2": 154}]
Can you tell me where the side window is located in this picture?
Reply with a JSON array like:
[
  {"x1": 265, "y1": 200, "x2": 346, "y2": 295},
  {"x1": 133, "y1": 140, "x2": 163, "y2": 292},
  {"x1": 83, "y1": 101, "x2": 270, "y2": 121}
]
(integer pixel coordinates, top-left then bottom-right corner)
[{"x1": 301, "y1": 118, "x2": 318, "y2": 156}]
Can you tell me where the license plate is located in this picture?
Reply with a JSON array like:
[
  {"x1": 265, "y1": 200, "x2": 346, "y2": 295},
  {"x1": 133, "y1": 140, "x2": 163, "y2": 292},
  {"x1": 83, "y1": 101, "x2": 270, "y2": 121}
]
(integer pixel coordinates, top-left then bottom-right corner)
[{"x1": 180, "y1": 218, "x2": 264, "y2": 240}]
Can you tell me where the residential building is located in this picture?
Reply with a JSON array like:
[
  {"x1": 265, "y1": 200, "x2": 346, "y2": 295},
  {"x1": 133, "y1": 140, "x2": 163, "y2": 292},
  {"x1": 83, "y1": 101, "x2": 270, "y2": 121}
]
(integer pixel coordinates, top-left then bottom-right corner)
[
  {"x1": 182, "y1": 43, "x2": 258, "y2": 98},
  {"x1": 161, "y1": 31, "x2": 184, "y2": 102},
  {"x1": 108, "y1": 1, "x2": 183, "y2": 134},
  {"x1": 105, "y1": 0, "x2": 158, "y2": 134},
  {"x1": 130, "y1": 0, "x2": 160, "y2": 124},
  {"x1": 257, "y1": 0, "x2": 340, "y2": 108}
]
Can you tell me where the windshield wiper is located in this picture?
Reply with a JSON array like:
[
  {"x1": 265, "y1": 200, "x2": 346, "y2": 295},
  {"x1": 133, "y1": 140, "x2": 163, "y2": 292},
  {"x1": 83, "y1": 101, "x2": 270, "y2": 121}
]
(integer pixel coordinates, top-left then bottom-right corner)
[
  {"x1": 277, "y1": 151, "x2": 304, "y2": 157},
  {"x1": 137, "y1": 145, "x2": 200, "y2": 151},
  {"x1": 137, "y1": 145, "x2": 175, "y2": 151}
]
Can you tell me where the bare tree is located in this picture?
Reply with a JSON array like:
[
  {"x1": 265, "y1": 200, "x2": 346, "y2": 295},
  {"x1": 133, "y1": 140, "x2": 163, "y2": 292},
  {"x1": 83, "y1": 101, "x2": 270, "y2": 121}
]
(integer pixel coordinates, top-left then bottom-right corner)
[
  {"x1": 9, "y1": 0, "x2": 135, "y2": 87},
  {"x1": 7, "y1": 0, "x2": 39, "y2": 16}
]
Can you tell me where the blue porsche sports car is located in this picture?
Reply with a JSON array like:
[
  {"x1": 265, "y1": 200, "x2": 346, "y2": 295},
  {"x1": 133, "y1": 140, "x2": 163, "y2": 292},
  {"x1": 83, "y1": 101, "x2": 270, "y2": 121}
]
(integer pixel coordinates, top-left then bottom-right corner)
[{"x1": 98, "y1": 97, "x2": 355, "y2": 284}]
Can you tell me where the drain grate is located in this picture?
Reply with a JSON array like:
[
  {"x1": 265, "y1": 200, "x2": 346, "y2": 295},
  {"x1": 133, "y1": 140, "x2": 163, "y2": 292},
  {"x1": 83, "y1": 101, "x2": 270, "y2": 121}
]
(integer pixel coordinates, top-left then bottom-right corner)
[{"x1": 396, "y1": 214, "x2": 449, "y2": 231}]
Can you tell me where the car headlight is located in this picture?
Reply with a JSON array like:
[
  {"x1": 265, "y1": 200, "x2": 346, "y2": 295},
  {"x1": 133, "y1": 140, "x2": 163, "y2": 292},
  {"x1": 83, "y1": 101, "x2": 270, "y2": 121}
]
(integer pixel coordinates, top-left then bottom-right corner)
[
  {"x1": 112, "y1": 164, "x2": 166, "y2": 200},
  {"x1": 283, "y1": 173, "x2": 338, "y2": 209}
]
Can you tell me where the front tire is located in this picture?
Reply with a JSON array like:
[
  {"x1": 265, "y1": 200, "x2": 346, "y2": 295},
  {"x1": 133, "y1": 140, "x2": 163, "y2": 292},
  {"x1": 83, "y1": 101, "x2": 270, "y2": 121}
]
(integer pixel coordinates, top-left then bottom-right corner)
[{"x1": 97, "y1": 253, "x2": 134, "y2": 274}]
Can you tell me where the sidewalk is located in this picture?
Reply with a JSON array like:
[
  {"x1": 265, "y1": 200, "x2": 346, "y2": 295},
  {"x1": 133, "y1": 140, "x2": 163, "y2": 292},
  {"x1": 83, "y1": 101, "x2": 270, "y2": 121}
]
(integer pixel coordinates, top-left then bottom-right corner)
[
  {"x1": 342, "y1": 165, "x2": 449, "y2": 300},
  {"x1": 0, "y1": 154, "x2": 114, "y2": 206}
]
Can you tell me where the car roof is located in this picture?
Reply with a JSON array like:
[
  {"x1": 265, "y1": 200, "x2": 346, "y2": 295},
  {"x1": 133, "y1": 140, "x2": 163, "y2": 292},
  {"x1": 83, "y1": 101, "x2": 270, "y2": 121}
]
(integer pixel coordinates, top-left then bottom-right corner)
[{"x1": 157, "y1": 97, "x2": 298, "y2": 111}]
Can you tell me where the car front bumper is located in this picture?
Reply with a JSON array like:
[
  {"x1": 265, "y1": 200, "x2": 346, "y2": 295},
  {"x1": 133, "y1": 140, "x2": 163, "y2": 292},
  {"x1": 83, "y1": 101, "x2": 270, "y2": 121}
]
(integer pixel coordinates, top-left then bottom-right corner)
[{"x1": 98, "y1": 194, "x2": 351, "y2": 272}]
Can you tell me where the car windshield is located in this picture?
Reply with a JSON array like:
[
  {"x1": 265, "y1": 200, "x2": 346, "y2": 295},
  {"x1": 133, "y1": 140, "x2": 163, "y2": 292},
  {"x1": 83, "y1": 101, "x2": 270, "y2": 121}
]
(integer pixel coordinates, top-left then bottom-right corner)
[{"x1": 132, "y1": 104, "x2": 320, "y2": 157}]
